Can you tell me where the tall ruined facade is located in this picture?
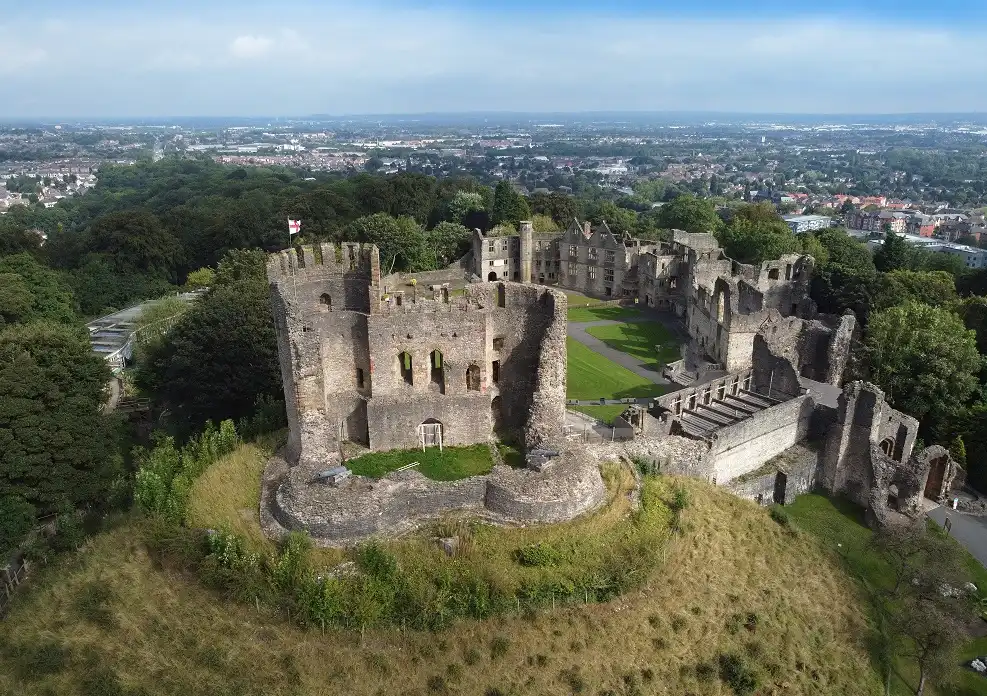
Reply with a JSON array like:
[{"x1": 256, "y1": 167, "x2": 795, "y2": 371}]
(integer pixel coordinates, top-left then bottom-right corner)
[{"x1": 267, "y1": 243, "x2": 567, "y2": 466}]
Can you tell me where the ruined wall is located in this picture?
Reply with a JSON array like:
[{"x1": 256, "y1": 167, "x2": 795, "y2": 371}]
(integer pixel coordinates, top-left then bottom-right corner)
[
  {"x1": 725, "y1": 444, "x2": 821, "y2": 505},
  {"x1": 269, "y1": 244, "x2": 567, "y2": 464},
  {"x1": 711, "y1": 394, "x2": 815, "y2": 483},
  {"x1": 264, "y1": 450, "x2": 605, "y2": 545}
]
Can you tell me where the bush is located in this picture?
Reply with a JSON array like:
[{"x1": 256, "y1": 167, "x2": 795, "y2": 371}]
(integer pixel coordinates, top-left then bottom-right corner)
[
  {"x1": 670, "y1": 486, "x2": 690, "y2": 513},
  {"x1": 718, "y1": 653, "x2": 759, "y2": 695},
  {"x1": 513, "y1": 541, "x2": 570, "y2": 567},
  {"x1": 695, "y1": 661, "x2": 717, "y2": 682},
  {"x1": 490, "y1": 636, "x2": 510, "y2": 660},
  {"x1": 769, "y1": 505, "x2": 791, "y2": 528}
]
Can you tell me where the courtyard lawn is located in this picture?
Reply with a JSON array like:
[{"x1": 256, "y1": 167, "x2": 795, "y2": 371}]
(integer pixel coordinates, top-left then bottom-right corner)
[
  {"x1": 567, "y1": 304, "x2": 641, "y2": 322},
  {"x1": 566, "y1": 337, "x2": 665, "y2": 422},
  {"x1": 585, "y1": 320, "x2": 681, "y2": 369},
  {"x1": 344, "y1": 443, "x2": 494, "y2": 481}
]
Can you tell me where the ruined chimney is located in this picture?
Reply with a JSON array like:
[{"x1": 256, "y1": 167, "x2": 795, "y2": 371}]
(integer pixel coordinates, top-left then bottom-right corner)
[
  {"x1": 583, "y1": 221, "x2": 592, "y2": 238},
  {"x1": 519, "y1": 220, "x2": 534, "y2": 283}
]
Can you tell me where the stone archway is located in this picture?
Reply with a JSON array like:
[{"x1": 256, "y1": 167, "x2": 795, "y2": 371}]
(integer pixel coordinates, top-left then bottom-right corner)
[
  {"x1": 487, "y1": 271, "x2": 498, "y2": 281},
  {"x1": 773, "y1": 471, "x2": 788, "y2": 504},
  {"x1": 924, "y1": 455, "x2": 949, "y2": 501},
  {"x1": 418, "y1": 418, "x2": 443, "y2": 450},
  {"x1": 491, "y1": 396, "x2": 504, "y2": 434}
]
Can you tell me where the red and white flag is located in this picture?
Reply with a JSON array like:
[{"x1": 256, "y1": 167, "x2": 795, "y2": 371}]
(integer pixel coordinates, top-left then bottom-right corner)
[{"x1": 288, "y1": 219, "x2": 302, "y2": 236}]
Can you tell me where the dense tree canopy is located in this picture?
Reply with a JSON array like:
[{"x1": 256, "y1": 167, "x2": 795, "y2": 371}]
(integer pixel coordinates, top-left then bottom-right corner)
[
  {"x1": 491, "y1": 180, "x2": 531, "y2": 229},
  {"x1": 0, "y1": 322, "x2": 120, "y2": 514},
  {"x1": 655, "y1": 195, "x2": 722, "y2": 235},
  {"x1": 0, "y1": 253, "x2": 76, "y2": 324},
  {"x1": 865, "y1": 301, "x2": 980, "y2": 421},
  {"x1": 137, "y1": 251, "x2": 281, "y2": 433}
]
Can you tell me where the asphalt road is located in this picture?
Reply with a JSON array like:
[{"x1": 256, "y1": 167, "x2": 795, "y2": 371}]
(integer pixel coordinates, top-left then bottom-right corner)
[{"x1": 928, "y1": 506, "x2": 987, "y2": 568}]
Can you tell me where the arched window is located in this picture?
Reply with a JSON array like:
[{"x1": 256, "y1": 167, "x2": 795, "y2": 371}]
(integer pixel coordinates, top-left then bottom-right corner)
[
  {"x1": 466, "y1": 364, "x2": 481, "y2": 391},
  {"x1": 880, "y1": 438, "x2": 895, "y2": 457},
  {"x1": 716, "y1": 291, "x2": 725, "y2": 323},
  {"x1": 430, "y1": 350, "x2": 445, "y2": 393},
  {"x1": 399, "y1": 352, "x2": 413, "y2": 385},
  {"x1": 320, "y1": 293, "x2": 332, "y2": 311}
]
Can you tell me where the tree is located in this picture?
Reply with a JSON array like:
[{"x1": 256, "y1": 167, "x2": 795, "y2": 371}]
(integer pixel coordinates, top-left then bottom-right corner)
[
  {"x1": 137, "y1": 257, "x2": 281, "y2": 433},
  {"x1": 346, "y1": 213, "x2": 433, "y2": 273},
  {"x1": 0, "y1": 322, "x2": 120, "y2": 513},
  {"x1": 529, "y1": 191, "x2": 577, "y2": 226},
  {"x1": 445, "y1": 191, "x2": 486, "y2": 224},
  {"x1": 86, "y1": 210, "x2": 182, "y2": 280},
  {"x1": 655, "y1": 195, "x2": 722, "y2": 234},
  {"x1": 874, "y1": 231, "x2": 910, "y2": 273},
  {"x1": 185, "y1": 267, "x2": 216, "y2": 289},
  {"x1": 0, "y1": 494, "x2": 35, "y2": 559},
  {"x1": 954, "y1": 296, "x2": 987, "y2": 353},
  {"x1": 949, "y1": 435, "x2": 967, "y2": 468},
  {"x1": 872, "y1": 270, "x2": 957, "y2": 312},
  {"x1": 426, "y1": 222, "x2": 470, "y2": 267},
  {"x1": 0, "y1": 253, "x2": 75, "y2": 325},
  {"x1": 531, "y1": 214, "x2": 560, "y2": 234},
  {"x1": 719, "y1": 215, "x2": 800, "y2": 265},
  {"x1": 889, "y1": 595, "x2": 966, "y2": 696},
  {"x1": 491, "y1": 180, "x2": 530, "y2": 229},
  {"x1": 865, "y1": 301, "x2": 980, "y2": 421}
]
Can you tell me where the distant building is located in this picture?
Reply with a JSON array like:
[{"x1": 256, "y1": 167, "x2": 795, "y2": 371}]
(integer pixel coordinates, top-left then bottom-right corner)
[{"x1": 783, "y1": 215, "x2": 832, "y2": 234}]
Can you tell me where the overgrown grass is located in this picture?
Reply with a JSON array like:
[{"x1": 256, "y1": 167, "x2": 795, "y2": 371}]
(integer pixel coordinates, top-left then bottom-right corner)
[
  {"x1": 586, "y1": 319, "x2": 681, "y2": 368},
  {"x1": 0, "y1": 477, "x2": 887, "y2": 696},
  {"x1": 345, "y1": 444, "x2": 494, "y2": 480}
]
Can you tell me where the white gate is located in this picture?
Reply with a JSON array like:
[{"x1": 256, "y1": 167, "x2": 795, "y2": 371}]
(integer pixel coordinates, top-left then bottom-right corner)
[{"x1": 418, "y1": 421, "x2": 443, "y2": 451}]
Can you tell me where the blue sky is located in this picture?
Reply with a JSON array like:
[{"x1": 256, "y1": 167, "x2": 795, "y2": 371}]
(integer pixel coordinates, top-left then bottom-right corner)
[{"x1": 1, "y1": 0, "x2": 985, "y2": 118}]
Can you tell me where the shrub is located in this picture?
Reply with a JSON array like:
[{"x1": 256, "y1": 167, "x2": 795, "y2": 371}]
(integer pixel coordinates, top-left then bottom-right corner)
[
  {"x1": 718, "y1": 653, "x2": 759, "y2": 695},
  {"x1": 490, "y1": 636, "x2": 510, "y2": 660},
  {"x1": 695, "y1": 661, "x2": 717, "y2": 682},
  {"x1": 769, "y1": 505, "x2": 791, "y2": 529},
  {"x1": 513, "y1": 541, "x2": 569, "y2": 567},
  {"x1": 426, "y1": 675, "x2": 447, "y2": 693},
  {"x1": 670, "y1": 486, "x2": 690, "y2": 513},
  {"x1": 632, "y1": 456, "x2": 658, "y2": 476},
  {"x1": 464, "y1": 647, "x2": 482, "y2": 666}
]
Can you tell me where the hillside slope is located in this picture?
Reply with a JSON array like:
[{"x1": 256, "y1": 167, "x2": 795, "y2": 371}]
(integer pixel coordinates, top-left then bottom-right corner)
[{"x1": 0, "y1": 450, "x2": 883, "y2": 696}]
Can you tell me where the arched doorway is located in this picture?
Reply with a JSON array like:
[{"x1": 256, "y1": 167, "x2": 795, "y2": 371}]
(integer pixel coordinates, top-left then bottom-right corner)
[
  {"x1": 487, "y1": 271, "x2": 498, "y2": 281},
  {"x1": 924, "y1": 455, "x2": 949, "y2": 501},
  {"x1": 491, "y1": 396, "x2": 504, "y2": 434},
  {"x1": 466, "y1": 364, "x2": 481, "y2": 391},
  {"x1": 418, "y1": 418, "x2": 443, "y2": 451},
  {"x1": 773, "y1": 471, "x2": 788, "y2": 504}
]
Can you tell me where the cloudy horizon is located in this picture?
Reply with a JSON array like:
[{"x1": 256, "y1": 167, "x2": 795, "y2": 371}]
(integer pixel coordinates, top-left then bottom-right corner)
[{"x1": 2, "y1": 0, "x2": 986, "y2": 118}]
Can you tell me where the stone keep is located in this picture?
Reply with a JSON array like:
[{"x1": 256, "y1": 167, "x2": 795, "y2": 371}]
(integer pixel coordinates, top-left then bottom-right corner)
[{"x1": 266, "y1": 243, "x2": 568, "y2": 467}]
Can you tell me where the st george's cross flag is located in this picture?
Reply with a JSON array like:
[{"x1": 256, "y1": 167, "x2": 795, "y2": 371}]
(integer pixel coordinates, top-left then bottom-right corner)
[{"x1": 288, "y1": 219, "x2": 302, "y2": 236}]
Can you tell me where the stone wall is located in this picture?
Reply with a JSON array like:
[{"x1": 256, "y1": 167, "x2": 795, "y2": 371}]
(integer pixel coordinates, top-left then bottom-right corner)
[
  {"x1": 725, "y1": 443, "x2": 821, "y2": 505},
  {"x1": 263, "y1": 449, "x2": 605, "y2": 545},
  {"x1": 711, "y1": 394, "x2": 815, "y2": 483},
  {"x1": 268, "y1": 243, "x2": 567, "y2": 463}
]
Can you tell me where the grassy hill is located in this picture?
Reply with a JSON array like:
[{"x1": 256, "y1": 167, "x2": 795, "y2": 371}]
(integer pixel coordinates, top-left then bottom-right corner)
[{"x1": 0, "y1": 442, "x2": 889, "y2": 696}]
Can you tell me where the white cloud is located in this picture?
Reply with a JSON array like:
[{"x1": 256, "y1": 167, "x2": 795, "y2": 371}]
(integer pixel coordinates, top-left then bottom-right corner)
[
  {"x1": 229, "y1": 34, "x2": 274, "y2": 59},
  {"x1": 2, "y1": 5, "x2": 987, "y2": 116}
]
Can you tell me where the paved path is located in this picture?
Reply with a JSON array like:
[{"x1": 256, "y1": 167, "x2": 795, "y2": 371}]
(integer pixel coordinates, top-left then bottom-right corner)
[
  {"x1": 927, "y1": 506, "x2": 987, "y2": 569},
  {"x1": 566, "y1": 312, "x2": 681, "y2": 386}
]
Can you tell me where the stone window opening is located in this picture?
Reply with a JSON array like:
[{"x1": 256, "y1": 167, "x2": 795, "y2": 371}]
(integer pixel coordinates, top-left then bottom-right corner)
[
  {"x1": 492, "y1": 360, "x2": 500, "y2": 384},
  {"x1": 430, "y1": 350, "x2": 445, "y2": 394},
  {"x1": 320, "y1": 293, "x2": 332, "y2": 311},
  {"x1": 768, "y1": 268, "x2": 780, "y2": 280},
  {"x1": 703, "y1": 388, "x2": 712, "y2": 405},
  {"x1": 488, "y1": 241, "x2": 495, "y2": 252},
  {"x1": 396, "y1": 294, "x2": 403, "y2": 307},
  {"x1": 302, "y1": 325, "x2": 313, "y2": 333},
  {"x1": 673, "y1": 398, "x2": 682, "y2": 414},
  {"x1": 785, "y1": 263, "x2": 793, "y2": 280},
  {"x1": 717, "y1": 384, "x2": 726, "y2": 400},
  {"x1": 588, "y1": 247, "x2": 598, "y2": 261},
  {"x1": 688, "y1": 394, "x2": 697, "y2": 410},
  {"x1": 605, "y1": 250, "x2": 615, "y2": 264},
  {"x1": 716, "y1": 291, "x2": 725, "y2": 323},
  {"x1": 497, "y1": 283, "x2": 506, "y2": 308},
  {"x1": 879, "y1": 437, "x2": 894, "y2": 457},
  {"x1": 466, "y1": 364, "x2": 481, "y2": 392},
  {"x1": 356, "y1": 368, "x2": 365, "y2": 389},
  {"x1": 588, "y1": 267, "x2": 597, "y2": 281},
  {"x1": 399, "y1": 351, "x2": 413, "y2": 385},
  {"x1": 493, "y1": 336, "x2": 505, "y2": 351},
  {"x1": 569, "y1": 244, "x2": 577, "y2": 256},
  {"x1": 442, "y1": 287, "x2": 449, "y2": 303}
]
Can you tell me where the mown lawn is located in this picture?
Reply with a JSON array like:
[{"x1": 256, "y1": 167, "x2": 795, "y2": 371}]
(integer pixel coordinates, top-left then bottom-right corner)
[
  {"x1": 566, "y1": 337, "x2": 665, "y2": 423},
  {"x1": 567, "y1": 305, "x2": 641, "y2": 323},
  {"x1": 345, "y1": 444, "x2": 494, "y2": 480},
  {"x1": 585, "y1": 320, "x2": 681, "y2": 368}
]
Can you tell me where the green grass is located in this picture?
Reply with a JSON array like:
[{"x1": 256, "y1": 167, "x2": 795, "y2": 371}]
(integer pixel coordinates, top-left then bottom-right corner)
[
  {"x1": 567, "y1": 305, "x2": 641, "y2": 322},
  {"x1": 787, "y1": 494, "x2": 987, "y2": 696},
  {"x1": 345, "y1": 444, "x2": 494, "y2": 481},
  {"x1": 566, "y1": 338, "x2": 666, "y2": 423},
  {"x1": 585, "y1": 320, "x2": 681, "y2": 368}
]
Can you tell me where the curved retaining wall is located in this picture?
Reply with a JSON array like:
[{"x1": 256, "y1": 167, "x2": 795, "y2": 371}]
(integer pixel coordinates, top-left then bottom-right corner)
[{"x1": 262, "y1": 452, "x2": 605, "y2": 545}]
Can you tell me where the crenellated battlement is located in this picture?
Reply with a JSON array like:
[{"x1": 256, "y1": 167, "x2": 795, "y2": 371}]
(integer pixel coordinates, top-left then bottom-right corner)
[{"x1": 266, "y1": 243, "x2": 381, "y2": 284}]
